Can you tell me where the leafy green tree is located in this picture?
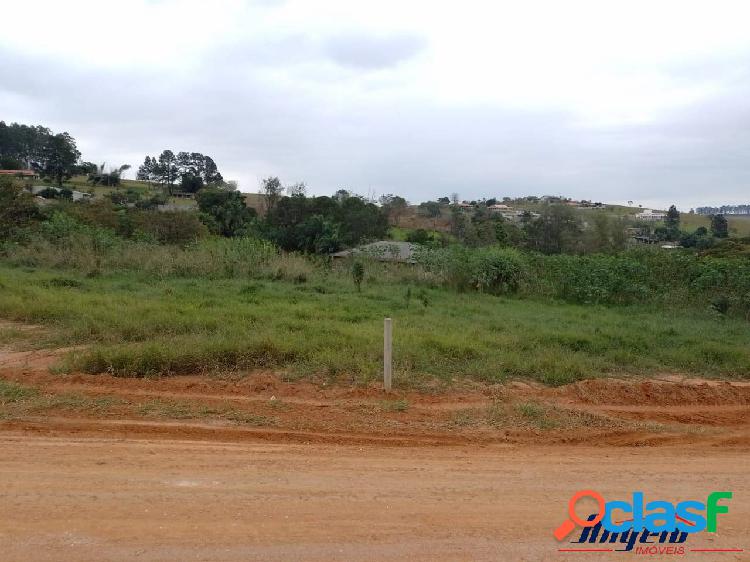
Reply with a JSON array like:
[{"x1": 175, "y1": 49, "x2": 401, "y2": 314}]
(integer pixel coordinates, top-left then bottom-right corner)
[
  {"x1": 665, "y1": 205, "x2": 680, "y2": 229},
  {"x1": 0, "y1": 121, "x2": 54, "y2": 169},
  {"x1": 418, "y1": 201, "x2": 441, "y2": 218},
  {"x1": 287, "y1": 182, "x2": 306, "y2": 197},
  {"x1": 265, "y1": 192, "x2": 386, "y2": 252},
  {"x1": 585, "y1": 213, "x2": 627, "y2": 253},
  {"x1": 179, "y1": 174, "x2": 204, "y2": 193},
  {"x1": 42, "y1": 132, "x2": 81, "y2": 186},
  {"x1": 0, "y1": 155, "x2": 24, "y2": 169},
  {"x1": 136, "y1": 156, "x2": 156, "y2": 183},
  {"x1": 711, "y1": 214, "x2": 729, "y2": 238},
  {"x1": 523, "y1": 204, "x2": 583, "y2": 254},
  {"x1": 493, "y1": 219, "x2": 523, "y2": 247},
  {"x1": 406, "y1": 228, "x2": 430, "y2": 244},
  {"x1": 196, "y1": 188, "x2": 256, "y2": 237},
  {"x1": 156, "y1": 150, "x2": 179, "y2": 194},
  {"x1": 351, "y1": 261, "x2": 364, "y2": 292},
  {"x1": 176, "y1": 151, "x2": 223, "y2": 188},
  {"x1": 298, "y1": 215, "x2": 341, "y2": 253},
  {"x1": 78, "y1": 161, "x2": 98, "y2": 176},
  {"x1": 379, "y1": 194, "x2": 408, "y2": 226},
  {"x1": 417, "y1": 201, "x2": 441, "y2": 228},
  {"x1": 335, "y1": 195, "x2": 388, "y2": 246},
  {"x1": 262, "y1": 176, "x2": 284, "y2": 217},
  {"x1": 139, "y1": 150, "x2": 222, "y2": 194}
]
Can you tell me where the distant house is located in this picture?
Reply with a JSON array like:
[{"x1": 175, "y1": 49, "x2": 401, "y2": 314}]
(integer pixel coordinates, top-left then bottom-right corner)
[
  {"x1": 29, "y1": 185, "x2": 93, "y2": 202},
  {"x1": 0, "y1": 169, "x2": 39, "y2": 179},
  {"x1": 171, "y1": 191, "x2": 195, "y2": 199},
  {"x1": 488, "y1": 204, "x2": 511, "y2": 211},
  {"x1": 331, "y1": 241, "x2": 418, "y2": 264},
  {"x1": 635, "y1": 209, "x2": 667, "y2": 221}
]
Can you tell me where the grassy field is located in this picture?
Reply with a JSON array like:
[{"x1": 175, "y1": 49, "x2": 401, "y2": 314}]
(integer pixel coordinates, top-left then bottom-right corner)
[
  {"x1": 680, "y1": 212, "x2": 750, "y2": 237},
  {"x1": 1, "y1": 264, "x2": 748, "y2": 386}
]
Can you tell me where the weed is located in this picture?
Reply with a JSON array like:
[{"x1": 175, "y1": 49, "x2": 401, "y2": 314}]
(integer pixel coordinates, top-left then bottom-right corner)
[
  {"x1": 0, "y1": 380, "x2": 39, "y2": 403},
  {"x1": 516, "y1": 401, "x2": 545, "y2": 419},
  {"x1": 380, "y1": 399, "x2": 409, "y2": 412}
]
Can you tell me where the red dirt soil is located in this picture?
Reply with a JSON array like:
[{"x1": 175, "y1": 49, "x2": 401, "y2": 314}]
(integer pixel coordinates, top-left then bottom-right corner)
[{"x1": 1, "y1": 342, "x2": 749, "y2": 560}]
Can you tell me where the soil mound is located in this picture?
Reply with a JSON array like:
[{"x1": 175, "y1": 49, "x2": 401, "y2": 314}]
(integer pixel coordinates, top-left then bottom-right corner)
[{"x1": 563, "y1": 377, "x2": 750, "y2": 406}]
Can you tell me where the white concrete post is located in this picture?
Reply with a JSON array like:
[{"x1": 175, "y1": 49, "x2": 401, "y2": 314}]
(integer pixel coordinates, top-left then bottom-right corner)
[{"x1": 383, "y1": 317, "x2": 392, "y2": 391}]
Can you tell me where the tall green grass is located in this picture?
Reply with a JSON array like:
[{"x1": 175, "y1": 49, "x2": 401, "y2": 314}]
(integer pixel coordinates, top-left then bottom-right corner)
[{"x1": 1, "y1": 265, "x2": 748, "y2": 385}]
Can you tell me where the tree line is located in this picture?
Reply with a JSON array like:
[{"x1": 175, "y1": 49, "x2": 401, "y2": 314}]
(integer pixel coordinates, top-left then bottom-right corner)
[
  {"x1": 137, "y1": 151, "x2": 223, "y2": 194},
  {"x1": 0, "y1": 121, "x2": 81, "y2": 186}
]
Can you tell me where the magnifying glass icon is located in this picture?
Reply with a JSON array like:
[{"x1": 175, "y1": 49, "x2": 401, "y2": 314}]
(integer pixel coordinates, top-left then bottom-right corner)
[{"x1": 554, "y1": 490, "x2": 606, "y2": 541}]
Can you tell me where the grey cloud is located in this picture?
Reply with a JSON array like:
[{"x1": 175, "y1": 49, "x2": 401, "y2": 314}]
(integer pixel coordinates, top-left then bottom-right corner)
[
  {"x1": 322, "y1": 32, "x2": 426, "y2": 69},
  {"x1": 3, "y1": 38, "x2": 750, "y2": 209}
]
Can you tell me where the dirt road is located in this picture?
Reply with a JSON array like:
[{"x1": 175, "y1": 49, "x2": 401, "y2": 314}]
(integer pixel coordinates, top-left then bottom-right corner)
[
  {"x1": 1, "y1": 341, "x2": 749, "y2": 560},
  {"x1": 0, "y1": 434, "x2": 747, "y2": 562}
]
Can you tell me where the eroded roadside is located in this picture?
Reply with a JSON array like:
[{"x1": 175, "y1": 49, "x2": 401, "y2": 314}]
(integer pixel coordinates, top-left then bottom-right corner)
[
  {"x1": 1, "y1": 332, "x2": 749, "y2": 561},
  {"x1": 2, "y1": 342, "x2": 749, "y2": 448}
]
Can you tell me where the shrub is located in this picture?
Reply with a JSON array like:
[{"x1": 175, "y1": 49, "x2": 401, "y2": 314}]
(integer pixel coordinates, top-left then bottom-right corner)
[
  {"x1": 130, "y1": 210, "x2": 207, "y2": 245},
  {"x1": 351, "y1": 261, "x2": 364, "y2": 292},
  {"x1": 416, "y1": 246, "x2": 528, "y2": 294},
  {"x1": 0, "y1": 176, "x2": 40, "y2": 240}
]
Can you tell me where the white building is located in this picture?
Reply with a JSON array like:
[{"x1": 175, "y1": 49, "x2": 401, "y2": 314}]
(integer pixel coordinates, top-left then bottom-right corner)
[{"x1": 635, "y1": 209, "x2": 667, "y2": 221}]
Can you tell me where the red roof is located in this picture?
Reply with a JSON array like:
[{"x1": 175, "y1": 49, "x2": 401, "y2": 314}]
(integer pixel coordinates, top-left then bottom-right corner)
[{"x1": 0, "y1": 169, "x2": 37, "y2": 176}]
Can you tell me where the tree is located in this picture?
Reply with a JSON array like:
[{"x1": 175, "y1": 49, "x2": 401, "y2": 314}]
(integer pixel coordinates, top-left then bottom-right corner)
[
  {"x1": 155, "y1": 150, "x2": 179, "y2": 194},
  {"x1": 176, "y1": 151, "x2": 223, "y2": 188},
  {"x1": 78, "y1": 161, "x2": 98, "y2": 176},
  {"x1": 196, "y1": 188, "x2": 256, "y2": 237},
  {"x1": 379, "y1": 194, "x2": 408, "y2": 226},
  {"x1": 139, "y1": 150, "x2": 223, "y2": 194},
  {"x1": 665, "y1": 205, "x2": 680, "y2": 229},
  {"x1": 437, "y1": 197, "x2": 450, "y2": 205},
  {"x1": 297, "y1": 215, "x2": 341, "y2": 253},
  {"x1": 523, "y1": 204, "x2": 583, "y2": 254},
  {"x1": 261, "y1": 176, "x2": 284, "y2": 217},
  {"x1": 287, "y1": 182, "x2": 306, "y2": 197},
  {"x1": 418, "y1": 201, "x2": 441, "y2": 218},
  {"x1": 335, "y1": 195, "x2": 388, "y2": 246},
  {"x1": 406, "y1": 228, "x2": 431, "y2": 245},
  {"x1": 0, "y1": 155, "x2": 24, "y2": 169},
  {"x1": 42, "y1": 132, "x2": 81, "y2": 186},
  {"x1": 710, "y1": 214, "x2": 729, "y2": 238},
  {"x1": 418, "y1": 201, "x2": 441, "y2": 228},
  {"x1": 585, "y1": 213, "x2": 626, "y2": 253},
  {"x1": 179, "y1": 174, "x2": 204, "y2": 193},
  {"x1": 0, "y1": 121, "x2": 54, "y2": 169},
  {"x1": 351, "y1": 261, "x2": 364, "y2": 292},
  {"x1": 265, "y1": 192, "x2": 386, "y2": 252},
  {"x1": 137, "y1": 156, "x2": 157, "y2": 184}
]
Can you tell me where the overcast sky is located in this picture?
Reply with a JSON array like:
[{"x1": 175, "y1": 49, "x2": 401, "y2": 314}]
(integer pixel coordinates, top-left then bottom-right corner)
[{"x1": 2, "y1": 0, "x2": 750, "y2": 209}]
